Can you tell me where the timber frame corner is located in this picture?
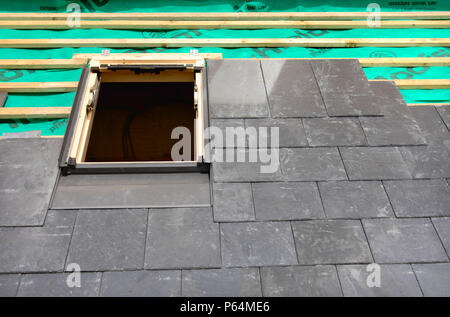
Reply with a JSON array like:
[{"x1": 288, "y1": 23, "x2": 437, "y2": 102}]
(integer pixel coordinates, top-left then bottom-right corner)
[{"x1": 58, "y1": 54, "x2": 210, "y2": 175}]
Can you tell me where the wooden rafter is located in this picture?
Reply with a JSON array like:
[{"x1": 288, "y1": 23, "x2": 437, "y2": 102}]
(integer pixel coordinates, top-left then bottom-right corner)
[
  {"x1": 1, "y1": 56, "x2": 448, "y2": 69},
  {"x1": 407, "y1": 103, "x2": 450, "y2": 106},
  {"x1": 370, "y1": 79, "x2": 450, "y2": 89},
  {"x1": 1, "y1": 101, "x2": 448, "y2": 120},
  {"x1": 1, "y1": 20, "x2": 449, "y2": 29},
  {"x1": 0, "y1": 38, "x2": 448, "y2": 48},
  {"x1": 0, "y1": 82, "x2": 78, "y2": 93},
  {"x1": 0, "y1": 12, "x2": 449, "y2": 21},
  {"x1": 0, "y1": 58, "x2": 87, "y2": 69},
  {"x1": 240, "y1": 57, "x2": 450, "y2": 67},
  {"x1": 0, "y1": 107, "x2": 71, "y2": 119}
]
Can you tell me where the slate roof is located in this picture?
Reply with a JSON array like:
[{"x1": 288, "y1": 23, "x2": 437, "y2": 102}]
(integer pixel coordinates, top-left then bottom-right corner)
[{"x1": 0, "y1": 59, "x2": 449, "y2": 297}]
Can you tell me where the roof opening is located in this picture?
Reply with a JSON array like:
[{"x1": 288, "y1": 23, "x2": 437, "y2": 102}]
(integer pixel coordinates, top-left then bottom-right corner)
[
  {"x1": 59, "y1": 56, "x2": 208, "y2": 174},
  {"x1": 85, "y1": 79, "x2": 195, "y2": 162}
]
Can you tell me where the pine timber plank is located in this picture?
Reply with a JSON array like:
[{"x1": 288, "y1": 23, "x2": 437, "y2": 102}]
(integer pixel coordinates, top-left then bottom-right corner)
[
  {"x1": 0, "y1": 58, "x2": 87, "y2": 69},
  {"x1": 370, "y1": 79, "x2": 450, "y2": 89},
  {"x1": 0, "y1": 20, "x2": 449, "y2": 29},
  {"x1": 0, "y1": 107, "x2": 71, "y2": 119},
  {"x1": 0, "y1": 12, "x2": 449, "y2": 21},
  {"x1": 0, "y1": 38, "x2": 448, "y2": 48},
  {"x1": 0, "y1": 82, "x2": 78, "y2": 93}
]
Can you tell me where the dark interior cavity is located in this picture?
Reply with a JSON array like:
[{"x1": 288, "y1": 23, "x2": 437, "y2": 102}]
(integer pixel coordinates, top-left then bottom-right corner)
[{"x1": 85, "y1": 82, "x2": 195, "y2": 162}]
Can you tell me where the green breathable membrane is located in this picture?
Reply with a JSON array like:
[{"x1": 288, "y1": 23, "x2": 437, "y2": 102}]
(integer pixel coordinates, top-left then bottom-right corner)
[
  {"x1": 4, "y1": 92, "x2": 76, "y2": 108},
  {"x1": 0, "y1": 0, "x2": 449, "y2": 135}
]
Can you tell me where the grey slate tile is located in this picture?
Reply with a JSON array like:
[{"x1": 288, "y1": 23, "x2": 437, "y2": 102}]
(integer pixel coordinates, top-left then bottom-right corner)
[
  {"x1": 291, "y1": 220, "x2": 372, "y2": 265},
  {"x1": 0, "y1": 138, "x2": 62, "y2": 165},
  {"x1": 182, "y1": 268, "x2": 261, "y2": 297},
  {"x1": 0, "y1": 91, "x2": 7, "y2": 108},
  {"x1": 207, "y1": 59, "x2": 269, "y2": 118},
  {"x1": 44, "y1": 210, "x2": 77, "y2": 227},
  {"x1": 384, "y1": 179, "x2": 450, "y2": 217},
  {"x1": 363, "y1": 218, "x2": 448, "y2": 263},
  {"x1": 67, "y1": 209, "x2": 147, "y2": 271},
  {"x1": 0, "y1": 274, "x2": 20, "y2": 297},
  {"x1": 245, "y1": 118, "x2": 308, "y2": 147},
  {"x1": 341, "y1": 147, "x2": 411, "y2": 180},
  {"x1": 252, "y1": 182, "x2": 325, "y2": 220},
  {"x1": 319, "y1": 181, "x2": 393, "y2": 219},
  {"x1": 337, "y1": 264, "x2": 422, "y2": 297},
  {"x1": 221, "y1": 222, "x2": 297, "y2": 267},
  {"x1": 145, "y1": 208, "x2": 221, "y2": 269},
  {"x1": 52, "y1": 173, "x2": 211, "y2": 209},
  {"x1": 432, "y1": 217, "x2": 450, "y2": 257},
  {"x1": 311, "y1": 59, "x2": 382, "y2": 116},
  {"x1": 360, "y1": 116, "x2": 426, "y2": 146},
  {"x1": 260, "y1": 266, "x2": 342, "y2": 297},
  {"x1": 0, "y1": 191, "x2": 54, "y2": 227},
  {"x1": 213, "y1": 183, "x2": 255, "y2": 222},
  {"x1": 209, "y1": 119, "x2": 246, "y2": 148},
  {"x1": 397, "y1": 108, "x2": 450, "y2": 179},
  {"x1": 303, "y1": 117, "x2": 366, "y2": 147},
  {"x1": 17, "y1": 273, "x2": 101, "y2": 297},
  {"x1": 212, "y1": 149, "x2": 283, "y2": 182},
  {"x1": 0, "y1": 226, "x2": 72, "y2": 273},
  {"x1": 101, "y1": 270, "x2": 181, "y2": 297},
  {"x1": 280, "y1": 148, "x2": 347, "y2": 181},
  {"x1": 368, "y1": 81, "x2": 411, "y2": 117},
  {"x1": 399, "y1": 146, "x2": 450, "y2": 179},
  {"x1": 408, "y1": 106, "x2": 450, "y2": 145},
  {"x1": 413, "y1": 263, "x2": 450, "y2": 297},
  {"x1": 0, "y1": 138, "x2": 62, "y2": 226},
  {"x1": 2, "y1": 130, "x2": 41, "y2": 139},
  {"x1": 260, "y1": 59, "x2": 327, "y2": 118},
  {"x1": 436, "y1": 106, "x2": 450, "y2": 131}
]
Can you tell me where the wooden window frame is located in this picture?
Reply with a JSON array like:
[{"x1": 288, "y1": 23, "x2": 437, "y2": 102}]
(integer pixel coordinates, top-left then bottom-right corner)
[{"x1": 59, "y1": 56, "x2": 209, "y2": 175}]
